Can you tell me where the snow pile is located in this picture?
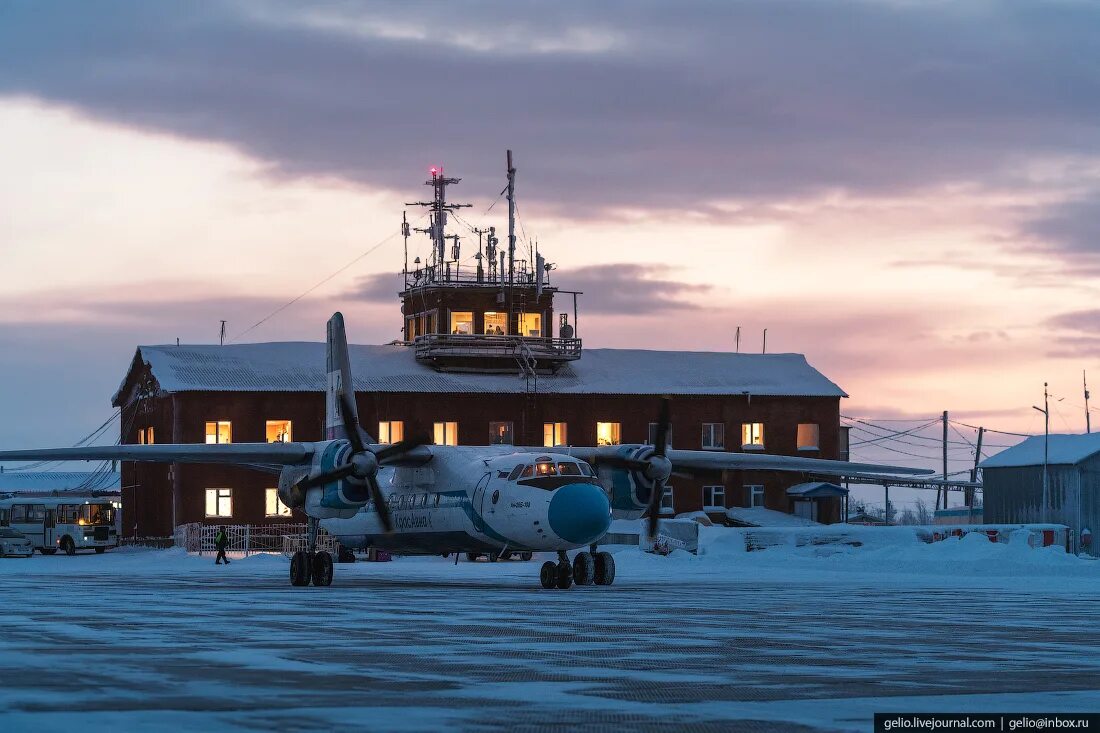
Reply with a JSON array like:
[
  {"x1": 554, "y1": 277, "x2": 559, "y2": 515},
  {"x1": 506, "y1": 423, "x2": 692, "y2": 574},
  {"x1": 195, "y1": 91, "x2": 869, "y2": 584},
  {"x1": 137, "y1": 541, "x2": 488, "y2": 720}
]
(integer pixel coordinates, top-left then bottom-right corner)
[{"x1": 725, "y1": 506, "x2": 821, "y2": 527}]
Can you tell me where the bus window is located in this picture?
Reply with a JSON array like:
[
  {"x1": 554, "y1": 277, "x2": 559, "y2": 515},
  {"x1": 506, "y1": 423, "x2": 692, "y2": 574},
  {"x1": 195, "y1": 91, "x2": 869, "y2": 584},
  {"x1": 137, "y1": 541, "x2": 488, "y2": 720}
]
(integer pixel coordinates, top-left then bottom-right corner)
[
  {"x1": 27, "y1": 505, "x2": 46, "y2": 523},
  {"x1": 0, "y1": 507, "x2": 7, "y2": 525},
  {"x1": 80, "y1": 504, "x2": 115, "y2": 525},
  {"x1": 10, "y1": 505, "x2": 27, "y2": 523},
  {"x1": 59, "y1": 505, "x2": 80, "y2": 524}
]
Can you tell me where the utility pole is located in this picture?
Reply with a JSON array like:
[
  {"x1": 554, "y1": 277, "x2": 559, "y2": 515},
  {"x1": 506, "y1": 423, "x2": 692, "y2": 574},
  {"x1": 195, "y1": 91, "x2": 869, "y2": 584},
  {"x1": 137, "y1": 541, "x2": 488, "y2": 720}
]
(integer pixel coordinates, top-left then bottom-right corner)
[
  {"x1": 939, "y1": 410, "x2": 948, "y2": 510},
  {"x1": 1084, "y1": 370, "x2": 1091, "y2": 434},
  {"x1": 735, "y1": 326, "x2": 741, "y2": 353},
  {"x1": 968, "y1": 426, "x2": 984, "y2": 509},
  {"x1": 401, "y1": 210, "x2": 410, "y2": 286},
  {"x1": 1033, "y1": 383, "x2": 1050, "y2": 524},
  {"x1": 219, "y1": 320, "x2": 227, "y2": 346},
  {"x1": 762, "y1": 328, "x2": 767, "y2": 354},
  {"x1": 506, "y1": 150, "x2": 516, "y2": 336}
]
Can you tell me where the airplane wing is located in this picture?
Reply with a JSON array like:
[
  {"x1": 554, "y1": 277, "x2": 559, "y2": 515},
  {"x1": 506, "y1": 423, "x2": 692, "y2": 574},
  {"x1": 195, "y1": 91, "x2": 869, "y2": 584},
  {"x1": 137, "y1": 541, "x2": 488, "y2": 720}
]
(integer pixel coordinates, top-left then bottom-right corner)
[
  {"x1": 0, "y1": 442, "x2": 314, "y2": 465},
  {"x1": 543, "y1": 446, "x2": 933, "y2": 477}
]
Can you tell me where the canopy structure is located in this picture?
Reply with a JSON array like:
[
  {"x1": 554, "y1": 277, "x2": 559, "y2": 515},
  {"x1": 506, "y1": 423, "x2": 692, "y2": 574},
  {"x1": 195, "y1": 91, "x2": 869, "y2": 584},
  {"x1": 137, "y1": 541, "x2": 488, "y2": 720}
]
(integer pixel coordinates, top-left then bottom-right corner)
[{"x1": 786, "y1": 482, "x2": 849, "y2": 498}]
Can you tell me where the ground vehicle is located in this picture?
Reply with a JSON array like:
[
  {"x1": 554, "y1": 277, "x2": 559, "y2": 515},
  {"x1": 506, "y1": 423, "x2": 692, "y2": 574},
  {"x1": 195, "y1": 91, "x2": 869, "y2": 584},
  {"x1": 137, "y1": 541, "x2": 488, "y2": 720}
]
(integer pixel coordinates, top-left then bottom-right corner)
[
  {"x1": 0, "y1": 497, "x2": 119, "y2": 555},
  {"x1": 0, "y1": 527, "x2": 34, "y2": 558}
]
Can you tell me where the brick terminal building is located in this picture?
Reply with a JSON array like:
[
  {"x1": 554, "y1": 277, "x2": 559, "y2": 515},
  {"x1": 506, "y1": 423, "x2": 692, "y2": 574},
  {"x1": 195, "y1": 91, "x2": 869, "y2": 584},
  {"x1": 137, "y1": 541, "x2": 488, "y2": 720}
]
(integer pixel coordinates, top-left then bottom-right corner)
[{"x1": 113, "y1": 163, "x2": 852, "y2": 538}]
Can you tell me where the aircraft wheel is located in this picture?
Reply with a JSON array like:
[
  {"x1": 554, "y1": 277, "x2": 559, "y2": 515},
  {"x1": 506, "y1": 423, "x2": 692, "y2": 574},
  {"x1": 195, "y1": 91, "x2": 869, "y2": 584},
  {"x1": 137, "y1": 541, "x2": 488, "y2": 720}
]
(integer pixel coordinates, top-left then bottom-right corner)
[
  {"x1": 572, "y1": 552, "x2": 595, "y2": 586},
  {"x1": 312, "y1": 551, "x2": 334, "y2": 586},
  {"x1": 555, "y1": 560, "x2": 574, "y2": 590},
  {"x1": 594, "y1": 551, "x2": 616, "y2": 586},
  {"x1": 520, "y1": 551, "x2": 533, "y2": 562},
  {"x1": 539, "y1": 561, "x2": 557, "y2": 589},
  {"x1": 466, "y1": 552, "x2": 480, "y2": 563},
  {"x1": 290, "y1": 551, "x2": 311, "y2": 586},
  {"x1": 94, "y1": 547, "x2": 106, "y2": 554},
  {"x1": 62, "y1": 537, "x2": 76, "y2": 556}
]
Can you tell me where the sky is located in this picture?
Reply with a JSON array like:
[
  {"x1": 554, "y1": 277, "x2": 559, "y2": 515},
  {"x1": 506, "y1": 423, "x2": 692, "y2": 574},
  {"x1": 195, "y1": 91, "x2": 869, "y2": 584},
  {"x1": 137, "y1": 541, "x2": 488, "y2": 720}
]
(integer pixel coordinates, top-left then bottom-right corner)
[{"x1": 1, "y1": 0, "x2": 1099, "y2": 503}]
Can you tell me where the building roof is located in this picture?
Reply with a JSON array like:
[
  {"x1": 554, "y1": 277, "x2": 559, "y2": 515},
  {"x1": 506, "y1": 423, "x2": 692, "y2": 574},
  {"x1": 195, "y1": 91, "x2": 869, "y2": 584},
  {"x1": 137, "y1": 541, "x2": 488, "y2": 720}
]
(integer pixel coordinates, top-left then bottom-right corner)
[
  {"x1": 114, "y1": 342, "x2": 847, "y2": 403},
  {"x1": 786, "y1": 481, "x2": 849, "y2": 498},
  {"x1": 0, "y1": 471, "x2": 121, "y2": 494},
  {"x1": 980, "y1": 433, "x2": 1100, "y2": 469}
]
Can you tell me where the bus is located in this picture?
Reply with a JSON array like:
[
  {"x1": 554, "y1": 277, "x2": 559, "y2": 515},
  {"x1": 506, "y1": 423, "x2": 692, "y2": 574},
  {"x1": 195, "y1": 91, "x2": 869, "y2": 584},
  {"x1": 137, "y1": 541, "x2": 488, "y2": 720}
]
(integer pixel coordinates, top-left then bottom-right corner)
[{"x1": 0, "y1": 497, "x2": 120, "y2": 555}]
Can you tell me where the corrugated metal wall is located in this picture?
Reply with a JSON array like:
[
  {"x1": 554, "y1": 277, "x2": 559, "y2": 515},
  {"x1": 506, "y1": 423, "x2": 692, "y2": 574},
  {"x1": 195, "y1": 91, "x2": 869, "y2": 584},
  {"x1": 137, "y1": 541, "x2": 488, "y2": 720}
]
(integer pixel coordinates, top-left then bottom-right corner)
[{"x1": 983, "y1": 459, "x2": 1098, "y2": 556}]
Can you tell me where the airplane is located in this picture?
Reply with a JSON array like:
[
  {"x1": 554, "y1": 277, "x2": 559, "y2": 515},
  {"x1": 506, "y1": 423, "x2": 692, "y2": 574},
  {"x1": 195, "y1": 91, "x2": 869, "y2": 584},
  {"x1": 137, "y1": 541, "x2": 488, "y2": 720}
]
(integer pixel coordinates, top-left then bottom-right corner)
[{"x1": 0, "y1": 312, "x2": 933, "y2": 590}]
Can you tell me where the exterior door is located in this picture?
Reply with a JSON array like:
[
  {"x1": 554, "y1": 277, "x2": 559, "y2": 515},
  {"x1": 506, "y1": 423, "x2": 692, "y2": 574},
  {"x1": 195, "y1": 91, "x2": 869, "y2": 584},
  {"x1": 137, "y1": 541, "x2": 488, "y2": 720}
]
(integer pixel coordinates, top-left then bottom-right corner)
[
  {"x1": 470, "y1": 473, "x2": 491, "y2": 533},
  {"x1": 42, "y1": 509, "x2": 56, "y2": 550}
]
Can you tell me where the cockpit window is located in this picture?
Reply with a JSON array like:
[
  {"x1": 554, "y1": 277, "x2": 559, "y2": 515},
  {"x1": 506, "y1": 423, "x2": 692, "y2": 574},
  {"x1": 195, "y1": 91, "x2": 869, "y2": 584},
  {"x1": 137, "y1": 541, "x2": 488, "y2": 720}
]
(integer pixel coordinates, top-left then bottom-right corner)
[
  {"x1": 506, "y1": 465, "x2": 524, "y2": 481},
  {"x1": 520, "y1": 465, "x2": 534, "y2": 479},
  {"x1": 557, "y1": 462, "x2": 582, "y2": 476},
  {"x1": 579, "y1": 463, "x2": 596, "y2": 477},
  {"x1": 535, "y1": 462, "x2": 557, "y2": 476}
]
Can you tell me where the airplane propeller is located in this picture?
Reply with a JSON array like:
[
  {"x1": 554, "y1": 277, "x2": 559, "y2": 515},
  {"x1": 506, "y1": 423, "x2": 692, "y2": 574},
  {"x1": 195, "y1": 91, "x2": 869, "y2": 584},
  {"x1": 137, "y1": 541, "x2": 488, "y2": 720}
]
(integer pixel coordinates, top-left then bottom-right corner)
[
  {"x1": 594, "y1": 397, "x2": 673, "y2": 540},
  {"x1": 290, "y1": 394, "x2": 426, "y2": 533}
]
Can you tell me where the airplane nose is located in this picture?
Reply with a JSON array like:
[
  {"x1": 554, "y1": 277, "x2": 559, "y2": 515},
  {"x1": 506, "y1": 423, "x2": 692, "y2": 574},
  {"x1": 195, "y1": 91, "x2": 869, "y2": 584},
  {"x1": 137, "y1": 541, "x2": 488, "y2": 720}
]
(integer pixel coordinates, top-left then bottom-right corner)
[{"x1": 547, "y1": 483, "x2": 612, "y2": 545}]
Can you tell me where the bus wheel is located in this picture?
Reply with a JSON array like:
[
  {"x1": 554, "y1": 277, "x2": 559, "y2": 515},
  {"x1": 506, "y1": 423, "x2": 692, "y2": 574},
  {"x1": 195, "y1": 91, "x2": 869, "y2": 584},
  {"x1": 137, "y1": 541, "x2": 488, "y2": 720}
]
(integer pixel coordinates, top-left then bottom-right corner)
[
  {"x1": 94, "y1": 547, "x2": 106, "y2": 554},
  {"x1": 39, "y1": 548, "x2": 57, "y2": 556},
  {"x1": 62, "y1": 537, "x2": 76, "y2": 556}
]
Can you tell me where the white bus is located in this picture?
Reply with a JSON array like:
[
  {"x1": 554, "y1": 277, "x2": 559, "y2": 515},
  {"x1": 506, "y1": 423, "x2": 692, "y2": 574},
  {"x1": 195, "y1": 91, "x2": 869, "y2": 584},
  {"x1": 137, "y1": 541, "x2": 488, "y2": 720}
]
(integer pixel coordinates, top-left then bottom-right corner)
[{"x1": 0, "y1": 497, "x2": 120, "y2": 555}]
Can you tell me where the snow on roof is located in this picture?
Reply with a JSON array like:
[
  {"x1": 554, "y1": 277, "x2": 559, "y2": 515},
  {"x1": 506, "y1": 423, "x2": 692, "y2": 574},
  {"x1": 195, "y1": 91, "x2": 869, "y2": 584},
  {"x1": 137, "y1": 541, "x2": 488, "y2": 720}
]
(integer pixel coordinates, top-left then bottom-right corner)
[
  {"x1": 980, "y1": 433, "x2": 1100, "y2": 469},
  {"x1": 725, "y1": 506, "x2": 823, "y2": 527},
  {"x1": 115, "y1": 342, "x2": 846, "y2": 402},
  {"x1": 0, "y1": 471, "x2": 120, "y2": 493},
  {"x1": 786, "y1": 481, "x2": 849, "y2": 498}
]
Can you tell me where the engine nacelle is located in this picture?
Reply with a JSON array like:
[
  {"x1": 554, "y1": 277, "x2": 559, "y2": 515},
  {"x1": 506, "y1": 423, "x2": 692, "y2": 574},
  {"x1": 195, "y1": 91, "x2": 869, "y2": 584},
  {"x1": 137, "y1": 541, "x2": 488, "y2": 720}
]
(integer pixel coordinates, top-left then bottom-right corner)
[
  {"x1": 277, "y1": 440, "x2": 373, "y2": 520},
  {"x1": 596, "y1": 445, "x2": 662, "y2": 519}
]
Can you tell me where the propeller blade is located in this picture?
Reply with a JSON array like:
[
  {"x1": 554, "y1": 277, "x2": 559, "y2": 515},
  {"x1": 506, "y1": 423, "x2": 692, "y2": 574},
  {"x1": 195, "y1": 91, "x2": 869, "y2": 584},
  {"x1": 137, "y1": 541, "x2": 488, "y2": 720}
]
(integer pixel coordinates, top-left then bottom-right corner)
[
  {"x1": 373, "y1": 435, "x2": 429, "y2": 463},
  {"x1": 654, "y1": 397, "x2": 671, "y2": 457},
  {"x1": 368, "y1": 474, "x2": 394, "y2": 533},
  {"x1": 296, "y1": 463, "x2": 357, "y2": 491},
  {"x1": 595, "y1": 455, "x2": 650, "y2": 472},
  {"x1": 337, "y1": 393, "x2": 366, "y2": 454},
  {"x1": 647, "y1": 478, "x2": 665, "y2": 540}
]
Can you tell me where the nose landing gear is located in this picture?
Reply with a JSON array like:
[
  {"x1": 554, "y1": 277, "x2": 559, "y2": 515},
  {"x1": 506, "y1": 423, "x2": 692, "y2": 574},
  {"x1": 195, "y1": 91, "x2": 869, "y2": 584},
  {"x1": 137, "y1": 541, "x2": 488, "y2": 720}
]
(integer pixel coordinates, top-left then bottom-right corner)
[{"x1": 539, "y1": 547, "x2": 616, "y2": 589}]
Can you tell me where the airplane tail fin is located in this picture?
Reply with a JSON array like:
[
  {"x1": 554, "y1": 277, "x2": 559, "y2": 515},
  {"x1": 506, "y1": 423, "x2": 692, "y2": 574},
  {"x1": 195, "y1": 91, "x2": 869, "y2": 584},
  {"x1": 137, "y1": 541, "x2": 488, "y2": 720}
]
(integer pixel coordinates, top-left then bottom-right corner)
[{"x1": 325, "y1": 312, "x2": 372, "y2": 442}]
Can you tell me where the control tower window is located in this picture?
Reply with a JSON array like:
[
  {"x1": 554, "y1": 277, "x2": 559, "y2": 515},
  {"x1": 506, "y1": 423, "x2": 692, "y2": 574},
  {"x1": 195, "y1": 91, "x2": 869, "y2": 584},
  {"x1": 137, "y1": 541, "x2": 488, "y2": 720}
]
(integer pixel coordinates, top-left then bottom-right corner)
[
  {"x1": 484, "y1": 312, "x2": 507, "y2": 335},
  {"x1": 266, "y1": 420, "x2": 292, "y2": 443},
  {"x1": 596, "y1": 422, "x2": 621, "y2": 446},
  {"x1": 519, "y1": 313, "x2": 542, "y2": 337},
  {"x1": 450, "y1": 311, "x2": 474, "y2": 335},
  {"x1": 543, "y1": 422, "x2": 567, "y2": 447},
  {"x1": 490, "y1": 421, "x2": 514, "y2": 445}
]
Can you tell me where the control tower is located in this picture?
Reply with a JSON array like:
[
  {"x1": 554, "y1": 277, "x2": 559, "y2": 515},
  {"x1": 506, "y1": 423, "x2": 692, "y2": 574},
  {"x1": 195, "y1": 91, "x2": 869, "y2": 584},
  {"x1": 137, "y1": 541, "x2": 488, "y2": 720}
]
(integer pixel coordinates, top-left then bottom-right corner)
[{"x1": 400, "y1": 151, "x2": 581, "y2": 374}]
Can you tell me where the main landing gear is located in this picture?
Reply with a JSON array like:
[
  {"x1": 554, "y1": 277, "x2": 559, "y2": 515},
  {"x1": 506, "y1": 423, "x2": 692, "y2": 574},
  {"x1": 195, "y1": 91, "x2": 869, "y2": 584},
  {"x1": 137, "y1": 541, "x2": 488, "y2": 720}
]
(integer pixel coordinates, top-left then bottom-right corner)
[
  {"x1": 290, "y1": 518, "x2": 333, "y2": 587},
  {"x1": 540, "y1": 546, "x2": 615, "y2": 590}
]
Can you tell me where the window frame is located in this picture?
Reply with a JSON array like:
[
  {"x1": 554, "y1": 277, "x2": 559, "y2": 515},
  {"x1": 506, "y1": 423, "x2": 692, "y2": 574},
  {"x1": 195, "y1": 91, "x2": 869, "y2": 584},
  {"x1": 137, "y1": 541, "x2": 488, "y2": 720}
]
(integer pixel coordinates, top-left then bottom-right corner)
[
  {"x1": 433, "y1": 421, "x2": 459, "y2": 446},
  {"x1": 796, "y1": 423, "x2": 820, "y2": 451},
  {"x1": 647, "y1": 423, "x2": 672, "y2": 448},
  {"x1": 264, "y1": 489, "x2": 292, "y2": 518},
  {"x1": 659, "y1": 485, "x2": 675, "y2": 515},
  {"x1": 205, "y1": 488, "x2": 233, "y2": 518},
  {"x1": 543, "y1": 421, "x2": 568, "y2": 447},
  {"x1": 489, "y1": 421, "x2": 515, "y2": 445},
  {"x1": 746, "y1": 485, "x2": 765, "y2": 509},
  {"x1": 701, "y1": 423, "x2": 724, "y2": 450},
  {"x1": 741, "y1": 422, "x2": 765, "y2": 450},
  {"x1": 595, "y1": 421, "x2": 621, "y2": 447},
  {"x1": 378, "y1": 420, "x2": 405, "y2": 444},
  {"x1": 449, "y1": 310, "x2": 474, "y2": 335},
  {"x1": 702, "y1": 485, "x2": 726, "y2": 510},
  {"x1": 266, "y1": 420, "x2": 292, "y2": 443},
  {"x1": 205, "y1": 421, "x2": 232, "y2": 445}
]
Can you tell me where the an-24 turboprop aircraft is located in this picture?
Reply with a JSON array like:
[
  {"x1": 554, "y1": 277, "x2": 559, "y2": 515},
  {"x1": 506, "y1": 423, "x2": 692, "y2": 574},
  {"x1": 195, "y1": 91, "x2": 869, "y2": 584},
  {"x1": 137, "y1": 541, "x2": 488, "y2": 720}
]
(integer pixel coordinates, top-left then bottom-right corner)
[{"x1": 0, "y1": 313, "x2": 932, "y2": 590}]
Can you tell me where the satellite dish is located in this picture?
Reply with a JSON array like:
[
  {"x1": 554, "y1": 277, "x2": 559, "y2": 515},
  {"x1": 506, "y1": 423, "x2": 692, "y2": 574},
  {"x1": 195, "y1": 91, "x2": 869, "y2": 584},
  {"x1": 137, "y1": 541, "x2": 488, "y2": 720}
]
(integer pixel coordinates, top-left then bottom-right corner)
[{"x1": 560, "y1": 323, "x2": 574, "y2": 339}]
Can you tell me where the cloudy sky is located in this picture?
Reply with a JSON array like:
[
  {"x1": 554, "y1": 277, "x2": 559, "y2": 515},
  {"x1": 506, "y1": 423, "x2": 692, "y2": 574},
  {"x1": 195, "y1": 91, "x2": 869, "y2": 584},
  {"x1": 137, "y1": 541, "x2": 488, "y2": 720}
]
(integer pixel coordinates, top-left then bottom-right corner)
[{"x1": 1, "y1": 1, "x2": 1099, "y2": 485}]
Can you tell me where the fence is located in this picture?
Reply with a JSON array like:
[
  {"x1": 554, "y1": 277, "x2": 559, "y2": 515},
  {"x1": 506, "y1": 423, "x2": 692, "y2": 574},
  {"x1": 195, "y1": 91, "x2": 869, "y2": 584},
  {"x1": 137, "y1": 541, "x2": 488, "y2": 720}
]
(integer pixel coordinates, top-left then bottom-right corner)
[{"x1": 174, "y1": 523, "x2": 337, "y2": 557}]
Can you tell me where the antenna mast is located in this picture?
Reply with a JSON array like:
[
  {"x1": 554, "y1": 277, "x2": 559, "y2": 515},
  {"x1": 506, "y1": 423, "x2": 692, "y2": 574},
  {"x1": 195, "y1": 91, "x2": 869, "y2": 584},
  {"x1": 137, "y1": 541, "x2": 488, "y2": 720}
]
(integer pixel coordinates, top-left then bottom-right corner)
[
  {"x1": 406, "y1": 166, "x2": 470, "y2": 286},
  {"x1": 1085, "y1": 370, "x2": 1091, "y2": 434},
  {"x1": 506, "y1": 150, "x2": 516, "y2": 334}
]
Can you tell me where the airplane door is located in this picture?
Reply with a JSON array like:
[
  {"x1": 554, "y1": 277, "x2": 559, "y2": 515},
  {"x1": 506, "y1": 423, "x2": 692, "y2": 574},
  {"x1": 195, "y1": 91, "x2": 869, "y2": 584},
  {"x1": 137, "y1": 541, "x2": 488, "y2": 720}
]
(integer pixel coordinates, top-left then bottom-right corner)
[
  {"x1": 471, "y1": 473, "x2": 491, "y2": 532},
  {"x1": 43, "y1": 509, "x2": 55, "y2": 550}
]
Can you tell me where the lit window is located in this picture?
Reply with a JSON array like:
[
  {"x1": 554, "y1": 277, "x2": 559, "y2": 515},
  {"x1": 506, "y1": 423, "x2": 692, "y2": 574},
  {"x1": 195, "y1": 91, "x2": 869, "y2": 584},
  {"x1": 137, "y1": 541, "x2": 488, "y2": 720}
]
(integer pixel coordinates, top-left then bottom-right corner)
[
  {"x1": 703, "y1": 485, "x2": 726, "y2": 510},
  {"x1": 647, "y1": 423, "x2": 672, "y2": 448},
  {"x1": 701, "y1": 423, "x2": 724, "y2": 450},
  {"x1": 146, "y1": 427, "x2": 154, "y2": 445},
  {"x1": 449, "y1": 311, "x2": 474, "y2": 335},
  {"x1": 490, "y1": 421, "x2": 514, "y2": 445},
  {"x1": 660, "y1": 486, "x2": 675, "y2": 515},
  {"x1": 433, "y1": 421, "x2": 459, "y2": 446},
  {"x1": 797, "y1": 423, "x2": 820, "y2": 451},
  {"x1": 137, "y1": 427, "x2": 155, "y2": 445},
  {"x1": 265, "y1": 489, "x2": 292, "y2": 517},
  {"x1": 596, "y1": 422, "x2": 621, "y2": 446},
  {"x1": 519, "y1": 312, "x2": 542, "y2": 337},
  {"x1": 266, "y1": 420, "x2": 292, "y2": 443},
  {"x1": 741, "y1": 423, "x2": 764, "y2": 449},
  {"x1": 747, "y1": 485, "x2": 765, "y2": 509},
  {"x1": 205, "y1": 488, "x2": 233, "y2": 517},
  {"x1": 543, "y1": 422, "x2": 568, "y2": 447},
  {"x1": 205, "y1": 421, "x2": 232, "y2": 444},
  {"x1": 483, "y1": 311, "x2": 507, "y2": 335},
  {"x1": 378, "y1": 420, "x2": 404, "y2": 444},
  {"x1": 536, "y1": 461, "x2": 557, "y2": 476}
]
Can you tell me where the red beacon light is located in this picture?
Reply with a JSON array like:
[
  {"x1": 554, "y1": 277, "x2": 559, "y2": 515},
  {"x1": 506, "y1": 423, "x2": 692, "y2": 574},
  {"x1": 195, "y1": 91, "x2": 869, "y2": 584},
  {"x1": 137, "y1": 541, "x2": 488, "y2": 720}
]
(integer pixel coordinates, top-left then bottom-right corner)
[{"x1": 429, "y1": 165, "x2": 442, "y2": 176}]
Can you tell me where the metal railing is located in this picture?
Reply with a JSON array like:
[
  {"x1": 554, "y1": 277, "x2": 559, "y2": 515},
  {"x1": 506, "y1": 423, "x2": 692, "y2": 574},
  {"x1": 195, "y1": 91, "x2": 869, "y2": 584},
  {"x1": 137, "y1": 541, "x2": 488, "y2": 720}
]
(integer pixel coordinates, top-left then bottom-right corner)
[{"x1": 414, "y1": 333, "x2": 582, "y2": 361}]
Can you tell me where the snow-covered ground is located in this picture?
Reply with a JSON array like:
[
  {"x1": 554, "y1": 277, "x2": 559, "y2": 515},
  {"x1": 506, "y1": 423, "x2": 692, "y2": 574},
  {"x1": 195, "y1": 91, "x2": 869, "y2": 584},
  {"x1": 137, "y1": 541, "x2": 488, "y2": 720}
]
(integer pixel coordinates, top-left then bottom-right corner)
[{"x1": 1, "y1": 530, "x2": 1098, "y2": 732}]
